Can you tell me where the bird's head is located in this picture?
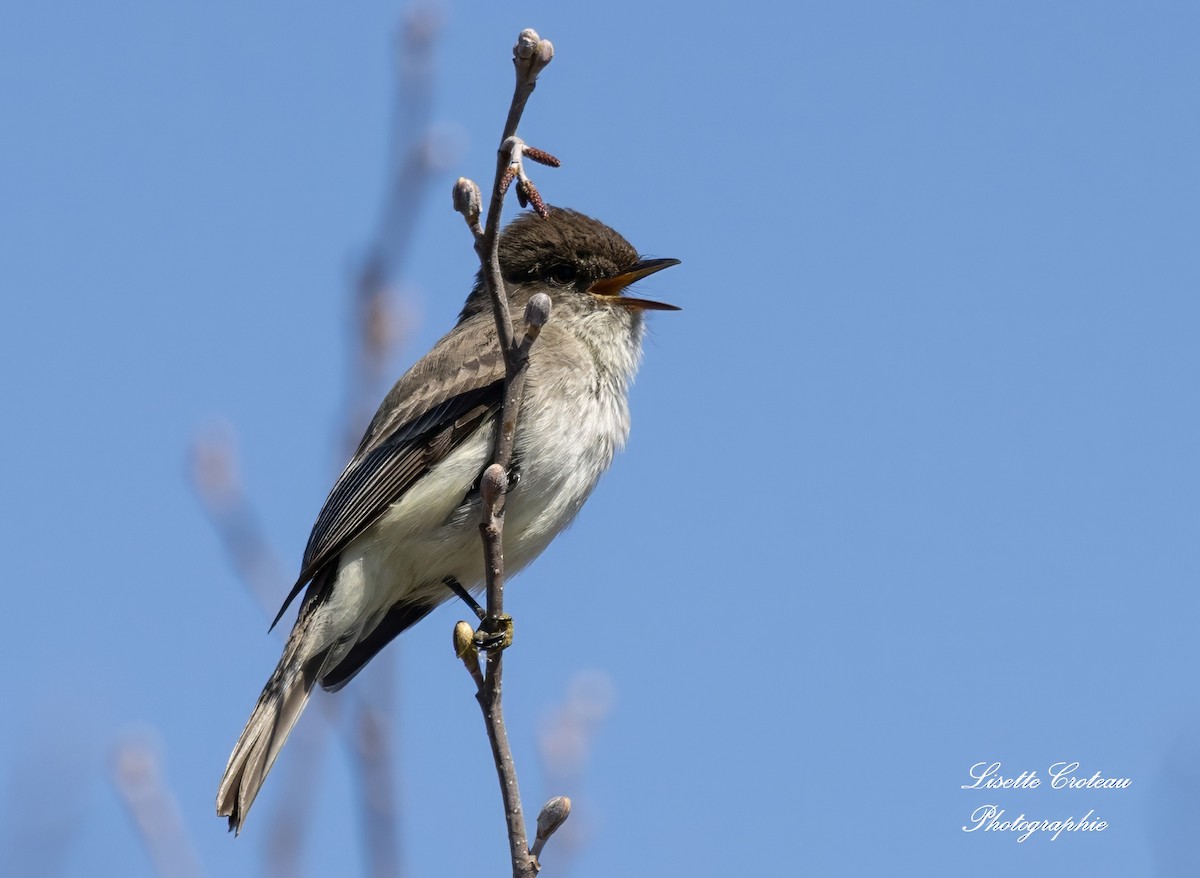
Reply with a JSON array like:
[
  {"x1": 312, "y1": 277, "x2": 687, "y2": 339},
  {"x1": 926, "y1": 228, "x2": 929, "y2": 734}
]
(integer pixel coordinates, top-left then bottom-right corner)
[{"x1": 459, "y1": 207, "x2": 680, "y2": 324}]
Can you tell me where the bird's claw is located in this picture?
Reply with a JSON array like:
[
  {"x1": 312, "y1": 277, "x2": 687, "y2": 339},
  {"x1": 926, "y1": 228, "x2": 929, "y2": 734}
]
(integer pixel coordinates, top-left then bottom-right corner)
[{"x1": 474, "y1": 614, "x2": 514, "y2": 651}]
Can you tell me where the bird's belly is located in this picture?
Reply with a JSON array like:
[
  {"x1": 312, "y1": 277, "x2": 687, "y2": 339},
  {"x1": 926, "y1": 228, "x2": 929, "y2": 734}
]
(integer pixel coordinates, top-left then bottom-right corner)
[
  {"x1": 502, "y1": 381, "x2": 629, "y2": 573},
  {"x1": 323, "y1": 374, "x2": 630, "y2": 642}
]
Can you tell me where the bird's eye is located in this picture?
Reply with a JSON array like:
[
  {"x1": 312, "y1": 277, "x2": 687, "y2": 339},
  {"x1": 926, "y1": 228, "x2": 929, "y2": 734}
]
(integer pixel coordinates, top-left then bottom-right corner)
[{"x1": 547, "y1": 263, "x2": 577, "y2": 284}]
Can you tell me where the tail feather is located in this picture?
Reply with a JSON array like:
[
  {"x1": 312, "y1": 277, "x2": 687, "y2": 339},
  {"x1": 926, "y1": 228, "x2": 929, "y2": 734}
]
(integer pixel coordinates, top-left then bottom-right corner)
[
  {"x1": 216, "y1": 621, "x2": 329, "y2": 834},
  {"x1": 320, "y1": 599, "x2": 436, "y2": 692}
]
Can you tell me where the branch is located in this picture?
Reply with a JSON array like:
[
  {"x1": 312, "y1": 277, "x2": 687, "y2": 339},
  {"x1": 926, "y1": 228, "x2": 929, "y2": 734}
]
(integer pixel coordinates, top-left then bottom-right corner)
[
  {"x1": 111, "y1": 737, "x2": 206, "y2": 878},
  {"x1": 193, "y1": 9, "x2": 444, "y2": 875},
  {"x1": 535, "y1": 670, "x2": 616, "y2": 867},
  {"x1": 339, "y1": 9, "x2": 450, "y2": 875},
  {"x1": 450, "y1": 28, "x2": 571, "y2": 878}
]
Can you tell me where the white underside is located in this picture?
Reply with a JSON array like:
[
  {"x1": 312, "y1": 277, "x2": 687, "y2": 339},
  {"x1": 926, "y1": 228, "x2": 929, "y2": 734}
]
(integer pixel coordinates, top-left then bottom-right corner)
[{"x1": 304, "y1": 314, "x2": 642, "y2": 673}]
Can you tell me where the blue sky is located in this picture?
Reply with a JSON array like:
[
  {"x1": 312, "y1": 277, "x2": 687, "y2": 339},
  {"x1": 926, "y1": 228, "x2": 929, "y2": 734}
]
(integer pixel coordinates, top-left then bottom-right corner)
[{"x1": 3, "y1": 2, "x2": 1199, "y2": 876}]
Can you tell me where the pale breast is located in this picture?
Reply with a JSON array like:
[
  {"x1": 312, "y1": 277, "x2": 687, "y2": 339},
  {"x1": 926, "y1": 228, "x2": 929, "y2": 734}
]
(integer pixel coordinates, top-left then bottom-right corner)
[{"x1": 501, "y1": 318, "x2": 640, "y2": 571}]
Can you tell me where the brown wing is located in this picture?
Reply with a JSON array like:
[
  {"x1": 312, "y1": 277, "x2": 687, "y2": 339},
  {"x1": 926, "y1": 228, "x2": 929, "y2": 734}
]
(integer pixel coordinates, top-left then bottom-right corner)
[{"x1": 270, "y1": 316, "x2": 507, "y2": 630}]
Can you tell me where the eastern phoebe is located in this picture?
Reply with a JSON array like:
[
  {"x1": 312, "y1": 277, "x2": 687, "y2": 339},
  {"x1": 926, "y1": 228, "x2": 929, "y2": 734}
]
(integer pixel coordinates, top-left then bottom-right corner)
[{"x1": 217, "y1": 207, "x2": 679, "y2": 832}]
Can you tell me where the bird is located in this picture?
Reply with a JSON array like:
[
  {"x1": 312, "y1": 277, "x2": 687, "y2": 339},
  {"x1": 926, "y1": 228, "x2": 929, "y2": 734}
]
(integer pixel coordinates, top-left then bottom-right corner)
[{"x1": 216, "y1": 207, "x2": 679, "y2": 832}]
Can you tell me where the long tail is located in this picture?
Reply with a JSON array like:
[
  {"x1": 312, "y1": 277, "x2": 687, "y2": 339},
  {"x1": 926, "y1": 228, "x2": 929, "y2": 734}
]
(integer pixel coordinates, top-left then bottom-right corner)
[{"x1": 216, "y1": 606, "x2": 330, "y2": 834}]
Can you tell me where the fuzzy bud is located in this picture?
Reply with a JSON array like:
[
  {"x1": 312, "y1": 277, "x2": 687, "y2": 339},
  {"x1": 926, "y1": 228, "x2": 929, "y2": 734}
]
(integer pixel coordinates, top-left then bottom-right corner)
[
  {"x1": 480, "y1": 463, "x2": 507, "y2": 512},
  {"x1": 453, "y1": 621, "x2": 477, "y2": 659},
  {"x1": 530, "y1": 796, "x2": 571, "y2": 858},
  {"x1": 525, "y1": 293, "x2": 551, "y2": 330},
  {"x1": 513, "y1": 29, "x2": 553, "y2": 81},
  {"x1": 514, "y1": 29, "x2": 539, "y2": 61},
  {"x1": 452, "y1": 177, "x2": 482, "y2": 224}
]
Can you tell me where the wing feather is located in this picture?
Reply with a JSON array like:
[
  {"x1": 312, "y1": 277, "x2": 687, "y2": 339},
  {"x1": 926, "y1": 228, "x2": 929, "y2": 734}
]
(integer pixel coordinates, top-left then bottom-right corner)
[{"x1": 269, "y1": 317, "x2": 507, "y2": 630}]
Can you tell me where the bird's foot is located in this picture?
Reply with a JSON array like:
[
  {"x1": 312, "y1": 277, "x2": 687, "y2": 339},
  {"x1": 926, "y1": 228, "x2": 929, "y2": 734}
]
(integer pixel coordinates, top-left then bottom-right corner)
[
  {"x1": 474, "y1": 614, "x2": 514, "y2": 651},
  {"x1": 443, "y1": 577, "x2": 486, "y2": 621}
]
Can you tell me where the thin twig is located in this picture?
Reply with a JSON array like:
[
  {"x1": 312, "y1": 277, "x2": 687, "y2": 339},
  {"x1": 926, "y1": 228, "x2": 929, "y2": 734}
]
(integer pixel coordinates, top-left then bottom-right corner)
[
  {"x1": 451, "y1": 27, "x2": 568, "y2": 878},
  {"x1": 477, "y1": 463, "x2": 530, "y2": 876},
  {"x1": 476, "y1": 29, "x2": 555, "y2": 362}
]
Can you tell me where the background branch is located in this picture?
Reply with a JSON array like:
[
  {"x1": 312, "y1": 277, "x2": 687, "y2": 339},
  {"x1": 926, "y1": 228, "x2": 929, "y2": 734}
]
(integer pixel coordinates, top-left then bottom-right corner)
[
  {"x1": 186, "y1": 6, "x2": 447, "y2": 877},
  {"x1": 111, "y1": 736, "x2": 206, "y2": 878}
]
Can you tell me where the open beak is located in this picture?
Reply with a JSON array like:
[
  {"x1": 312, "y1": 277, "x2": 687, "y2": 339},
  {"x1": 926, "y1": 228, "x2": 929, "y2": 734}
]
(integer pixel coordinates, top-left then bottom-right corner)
[{"x1": 588, "y1": 257, "x2": 681, "y2": 311}]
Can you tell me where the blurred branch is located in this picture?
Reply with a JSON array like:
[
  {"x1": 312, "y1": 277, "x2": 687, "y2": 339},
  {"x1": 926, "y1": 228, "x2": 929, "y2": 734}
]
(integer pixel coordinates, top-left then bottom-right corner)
[
  {"x1": 189, "y1": 5, "x2": 449, "y2": 877},
  {"x1": 352, "y1": 676, "x2": 401, "y2": 878},
  {"x1": 190, "y1": 425, "x2": 290, "y2": 615},
  {"x1": 345, "y1": 5, "x2": 449, "y2": 452},
  {"x1": 339, "y1": 8, "x2": 452, "y2": 877},
  {"x1": 535, "y1": 671, "x2": 615, "y2": 871},
  {"x1": 262, "y1": 717, "x2": 330, "y2": 878},
  {"x1": 112, "y1": 737, "x2": 205, "y2": 878},
  {"x1": 192, "y1": 430, "x2": 355, "y2": 878},
  {"x1": 191, "y1": 422, "x2": 336, "y2": 878}
]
